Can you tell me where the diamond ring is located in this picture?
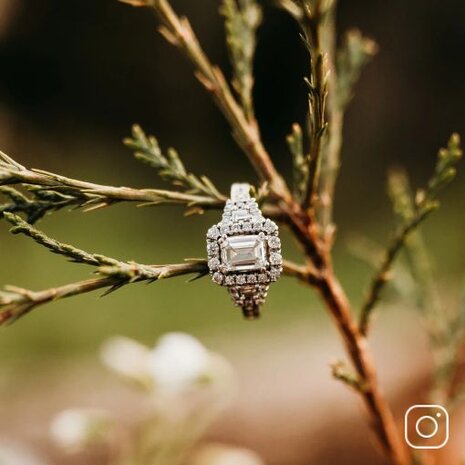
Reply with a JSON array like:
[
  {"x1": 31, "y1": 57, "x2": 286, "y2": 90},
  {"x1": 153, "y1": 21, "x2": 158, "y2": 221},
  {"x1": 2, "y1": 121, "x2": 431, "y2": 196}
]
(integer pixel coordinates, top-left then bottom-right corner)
[{"x1": 206, "y1": 183, "x2": 283, "y2": 319}]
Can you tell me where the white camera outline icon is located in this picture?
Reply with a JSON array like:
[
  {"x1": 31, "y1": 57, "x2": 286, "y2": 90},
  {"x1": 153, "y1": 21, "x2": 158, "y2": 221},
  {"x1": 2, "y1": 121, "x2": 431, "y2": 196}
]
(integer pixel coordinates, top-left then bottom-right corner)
[{"x1": 404, "y1": 404, "x2": 449, "y2": 449}]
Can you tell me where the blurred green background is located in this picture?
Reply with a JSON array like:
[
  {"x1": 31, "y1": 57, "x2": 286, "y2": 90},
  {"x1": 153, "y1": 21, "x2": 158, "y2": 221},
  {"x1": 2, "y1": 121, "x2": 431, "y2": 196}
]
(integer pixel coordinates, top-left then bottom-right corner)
[{"x1": 0, "y1": 0, "x2": 464, "y2": 463}]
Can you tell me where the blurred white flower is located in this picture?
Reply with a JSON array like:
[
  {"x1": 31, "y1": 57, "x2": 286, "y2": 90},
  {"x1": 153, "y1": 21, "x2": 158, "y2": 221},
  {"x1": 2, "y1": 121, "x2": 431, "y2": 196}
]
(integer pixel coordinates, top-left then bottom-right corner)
[
  {"x1": 189, "y1": 443, "x2": 265, "y2": 465},
  {"x1": 148, "y1": 332, "x2": 210, "y2": 392},
  {"x1": 100, "y1": 336, "x2": 152, "y2": 388},
  {"x1": 50, "y1": 408, "x2": 113, "y2": 452},
  {"x1": 0, "y1": 442, "x2": 47, "y2": 465},
  {"x1": 100, "y1": 332, "x2": 235, "y2": 394}
]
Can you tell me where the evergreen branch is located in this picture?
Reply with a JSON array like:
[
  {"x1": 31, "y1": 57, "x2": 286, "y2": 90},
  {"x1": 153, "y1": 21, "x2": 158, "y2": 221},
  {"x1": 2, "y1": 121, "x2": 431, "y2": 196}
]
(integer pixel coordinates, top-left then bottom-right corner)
[
  {"x1": 386, "y1": 170, "x2": 465, "y2": 408},
  {"x1": 5, "y1": 210, "x2": 314, "y2": 285},
  {"x1": 4, "y1": 212, "x2": 120, "y2": 266},
  {"x1": 124, "y1": 124, "x2": 224, "y2": 200},
  {"x1": 118, "y1": 0, "x2": 291, "y2": 200},
  {"x1": 0, "y1": 278, "x2": 117, "y2": 325},
  {"x1": 0, "y1": 186, "x2": 79, "y2": 223},
  {"x1": 1, "y1": 211, "x2": 210, "y2": 324},
  {"x1": 285, "y1": 0, "x2": 331, "y2": 212},
  {"x1": 286, "y1": 123, "x2": 308, "y2": 201},
  {"x1": 0, "y1": 259, "x2": 315, "y2": 326},
  {"x1": 318, "y1": 29, "x2": 377, "y2": 241},
  {"x1": 3, "y1": 211, "x2": 210, "y2": 281},
  {"x1": 359, "y1": 134, "x2": 463, "y2": 335},
  {"x1": 0, "y1": 152, "x2": 285, "y2": 222},
  {"x1": 336, "y1": 29, "x2": 378, "y2": 109},
  {"x1": 0, "y1": 150, "x2": 224, "y2": 219},
  {"x1": 220, "y1": 0, "x2": 262, "y2": 121},
  {"x1": 0, "y1": 260, "x2": 208, "y2": 326},
  {"x1": 0, "y1": 214, "x2": 311, "y2": 324}
]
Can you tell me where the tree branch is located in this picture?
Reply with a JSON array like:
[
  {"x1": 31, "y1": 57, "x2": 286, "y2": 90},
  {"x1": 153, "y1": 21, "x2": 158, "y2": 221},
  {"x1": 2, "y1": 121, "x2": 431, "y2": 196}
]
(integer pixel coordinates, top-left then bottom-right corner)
[
  {"x1": 0, "y1": 156, "x2": 287, "y2": 224},
  {"x1": 0, "y1": 150, "x2": 225, "y2": 218},
  {"x1": 0, "y1": 212, "x2": 316, "y2": 324},
  {"x1": 360, "y1": 134, "x2": 462, "y2": 336},
  {"x1": 0, "y1": 261, "x2": 208, "y2": 326},
  {"x1": 299, "y1": 0, "x2": 329, "y2": 213},
  {"x1": 124, "y1": 124, "x2": 224, "y2": 202},
  {"x1": 220, "y1": 0, "x2": 262, "y2": 121},
  {"x1": 318, "y1": 29, "x2": 377, "y2": 242},
  {"x1": 0, "y1": 259, "x2": 316, "y2": 326},
  {"x1": 385, "y1": 169, "x2": 465, "y2": 409},
  {"x1": 119, "y1": 0, "x2": 291, "y2": 202}
]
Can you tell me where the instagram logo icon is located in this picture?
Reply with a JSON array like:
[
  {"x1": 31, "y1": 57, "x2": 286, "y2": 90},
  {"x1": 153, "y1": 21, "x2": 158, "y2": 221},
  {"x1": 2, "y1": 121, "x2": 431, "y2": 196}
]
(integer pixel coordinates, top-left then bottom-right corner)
[{"x1": 404, "y1": 404, "x2": 449, "y2": 449}]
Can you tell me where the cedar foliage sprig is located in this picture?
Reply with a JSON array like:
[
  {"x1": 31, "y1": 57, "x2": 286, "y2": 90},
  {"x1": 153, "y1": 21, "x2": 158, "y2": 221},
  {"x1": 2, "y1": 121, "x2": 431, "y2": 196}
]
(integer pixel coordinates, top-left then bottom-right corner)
[
  {"x1": 286, "y1": 123, "x2": 307, "y2": 201},
  {"x1": 220, "y1": 0, "x2": 262, "y2": 120},
  {"x1": 299, "y1": 0, "x2": 331, "y2": 211},
  {"x1": 0, "y1": 149, "x2": 225, "y2": 220},
  {"x1": 0, "y1": 186, "x2": 79, "y2": 224},
  {"x1": 124, "y1": 124, "x2": 224, "y2": 202},
  {"x1": 0, "y1": 212, "x2": 209, "y2": 324},
  {"x1": 277, "y1": 1, "x2": 331, "y2": 210},
  {"x1": 0, "y1": 211, "x2": 301, "y2": 324},
  {"x1": 387, "y1": 169, "x2": 465, "y2": 407},
  {"x1": 359, "y1": 134, "x2": 463, "y2": 335},
  {"x1": 336, "y1": 29, "x2": 378, "y2": 109}
]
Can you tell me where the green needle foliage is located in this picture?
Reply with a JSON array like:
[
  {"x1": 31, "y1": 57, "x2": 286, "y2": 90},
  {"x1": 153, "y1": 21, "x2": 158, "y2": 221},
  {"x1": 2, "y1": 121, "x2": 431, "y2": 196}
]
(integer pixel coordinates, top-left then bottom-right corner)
[
  {"x1": 124, "y1": 124, "x2": 224, "y2": 202},
  {"x1": 0, "y1": 211, "x2": 297, "y2": 324},
  {"x1": 336, "y1": 29, "x2": 378, "y2": 109},
  {"x1": 0, "y1": 186, "x2": 79, "y2": 224},
  {"x1": 360, "y1": 134, "x2": 463, "y2": 335},
  {"x1": 286, "y1": 123, "x2": 308, "y2": 201},
  {"x1": 0, "y1": 212, "x2": 209, "y2": 324},
  {"x1": 0, "y1": 148, "x2": 225, "y2": 221},
  {"x1": 220, "y1": 0, "x2": 262, "y2": 120},
  {"x1": 387, "y1": 167, "x2": 465, "y2": 408}
]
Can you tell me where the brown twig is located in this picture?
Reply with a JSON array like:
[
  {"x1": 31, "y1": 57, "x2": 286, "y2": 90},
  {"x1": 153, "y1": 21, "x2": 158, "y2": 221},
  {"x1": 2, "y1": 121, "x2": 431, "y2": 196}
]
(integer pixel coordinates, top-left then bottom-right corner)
[
  {"x1": 360, "y1": 135, "x2": 462, "y2": 336},
  {"x1": 0, "y1": 157, "x2": 286, "y2": 224},
  {"x1": 137, "y1": 0, "x2": 292, "y2": 203},
  {"x1": 299, "y1": 0, "x2": 328, "y2": 213},
  {"x1": 359, "y1": 208, "x2": 435, "y2": 336},
  {"x1": 0, "y1": 258, "x2": 317, "y2": 325},
  {"x1": 0, "y1": 260, "x2": 208, "y2": 325},
  {"x1": 0, "y1": 153, "x2": 224, "y2": 210}
]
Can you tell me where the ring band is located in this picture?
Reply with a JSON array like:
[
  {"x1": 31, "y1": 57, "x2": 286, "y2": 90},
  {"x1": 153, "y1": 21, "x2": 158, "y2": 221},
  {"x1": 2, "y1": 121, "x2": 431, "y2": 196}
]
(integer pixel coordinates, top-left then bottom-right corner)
[{"x1": 206, "y1": 183, "x2": 282, "y2": 319}]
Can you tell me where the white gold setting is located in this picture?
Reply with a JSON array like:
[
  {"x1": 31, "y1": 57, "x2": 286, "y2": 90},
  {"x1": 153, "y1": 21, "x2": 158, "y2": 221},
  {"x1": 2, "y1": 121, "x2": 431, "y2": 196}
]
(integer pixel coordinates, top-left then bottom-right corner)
[{"x1": 206, "y1": 183, "x2": 282, "y2": 318}]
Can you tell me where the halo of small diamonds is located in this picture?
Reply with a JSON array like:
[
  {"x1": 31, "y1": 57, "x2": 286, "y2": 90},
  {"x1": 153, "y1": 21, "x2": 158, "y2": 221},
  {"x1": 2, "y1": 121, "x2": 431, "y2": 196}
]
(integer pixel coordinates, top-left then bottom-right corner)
[{"x1": 206, "y1": 196, "x2": 282, "y2": 287}]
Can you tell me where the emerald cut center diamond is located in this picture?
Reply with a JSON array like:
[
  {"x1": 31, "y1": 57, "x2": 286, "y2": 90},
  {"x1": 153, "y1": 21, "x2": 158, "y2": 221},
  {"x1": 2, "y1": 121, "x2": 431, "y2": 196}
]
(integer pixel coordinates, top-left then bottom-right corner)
[{"x1": 221, "y1": 235, "x2": 267, "y2": 272}]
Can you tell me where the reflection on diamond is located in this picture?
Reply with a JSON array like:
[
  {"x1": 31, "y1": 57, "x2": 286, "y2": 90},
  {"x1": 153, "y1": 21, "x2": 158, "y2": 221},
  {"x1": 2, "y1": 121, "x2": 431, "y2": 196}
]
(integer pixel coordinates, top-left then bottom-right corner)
[{"x1": 221, "y1": 235, "x2": 267, "y2": 272}]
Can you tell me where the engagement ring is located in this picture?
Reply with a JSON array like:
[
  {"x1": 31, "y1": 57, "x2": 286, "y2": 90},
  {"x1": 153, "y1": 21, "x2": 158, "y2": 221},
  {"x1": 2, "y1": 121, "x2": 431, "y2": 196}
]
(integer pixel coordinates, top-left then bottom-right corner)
[{"x1": 206, "y1": 183, "x2": 282, "y2": 319}]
